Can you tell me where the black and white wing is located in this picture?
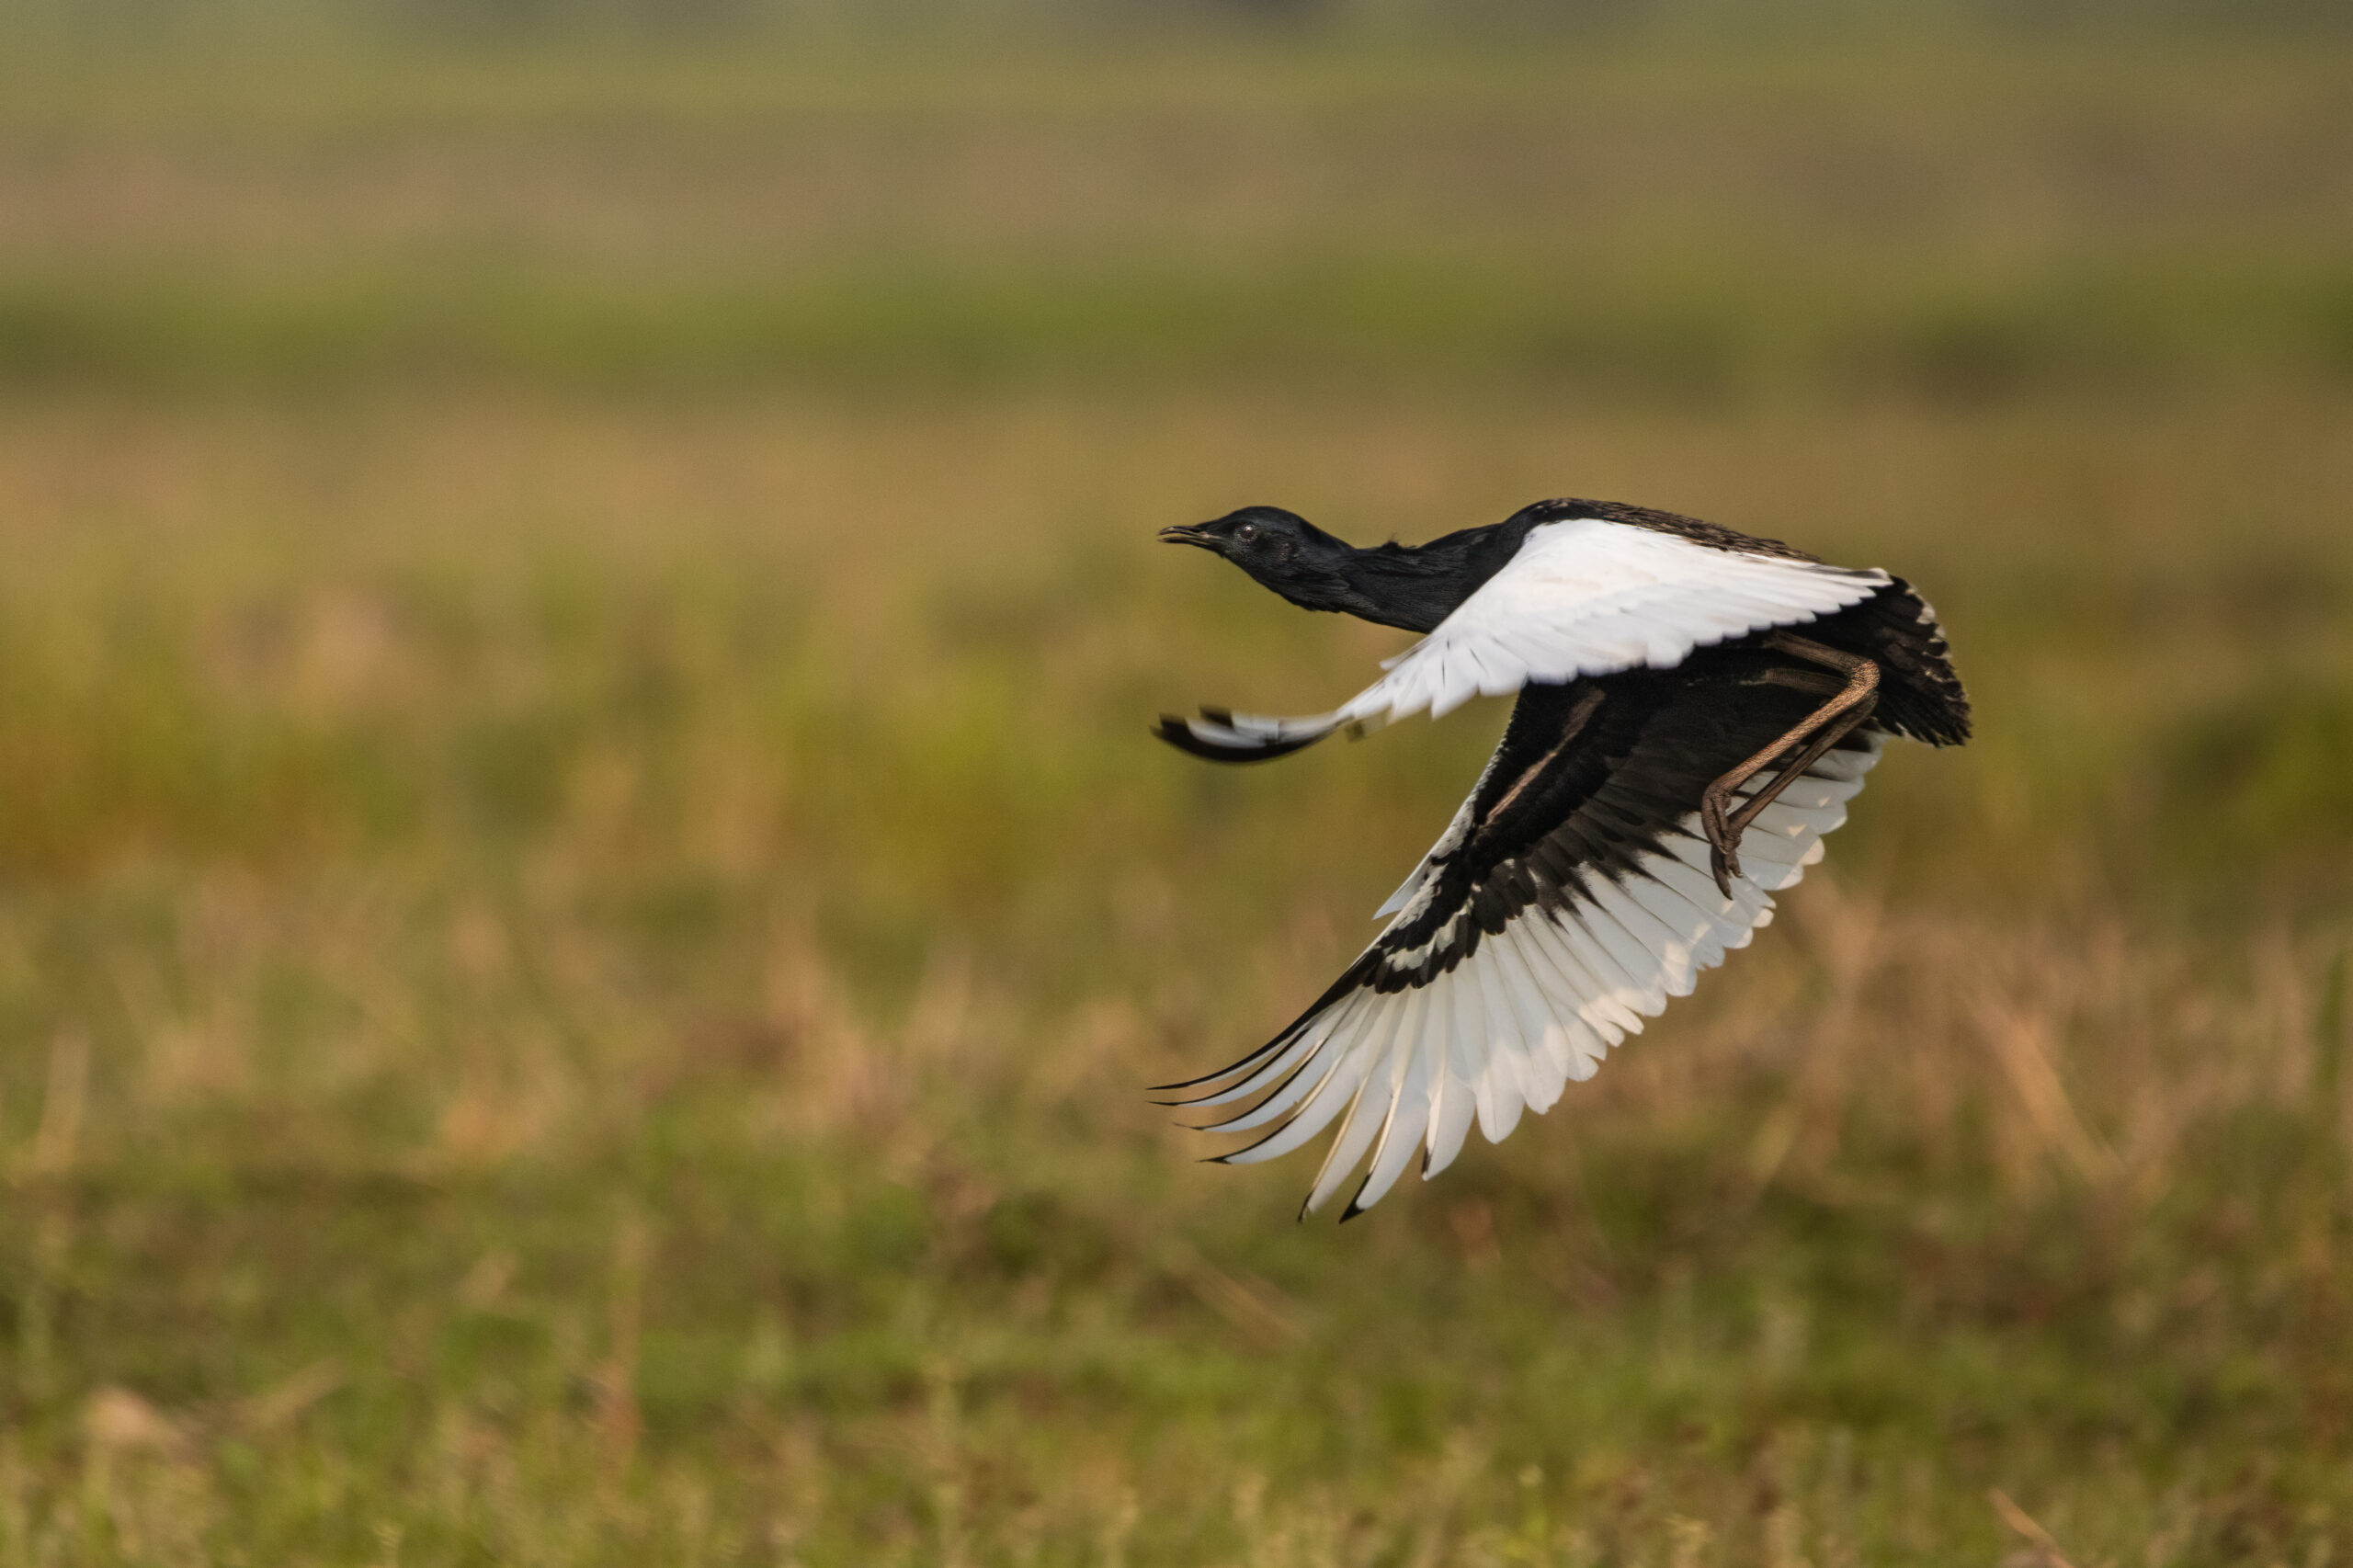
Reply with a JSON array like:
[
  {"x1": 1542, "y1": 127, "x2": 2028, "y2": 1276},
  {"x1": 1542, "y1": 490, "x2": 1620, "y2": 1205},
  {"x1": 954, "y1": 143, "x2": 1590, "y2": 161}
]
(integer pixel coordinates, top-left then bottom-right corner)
[
  {"x1": 1160, "y1": 516, "x2": 1888, "y2": 761},
  {"x1": 1161, "y1": 660, "x2": 1883, "y2": 1218}
]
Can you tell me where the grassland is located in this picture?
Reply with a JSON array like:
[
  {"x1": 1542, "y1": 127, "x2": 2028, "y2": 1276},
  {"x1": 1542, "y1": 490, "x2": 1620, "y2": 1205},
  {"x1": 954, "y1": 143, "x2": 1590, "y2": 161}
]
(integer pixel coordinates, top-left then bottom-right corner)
[{"x1": 1, "y1": 24, "x2": 2350, "y2": 1567}]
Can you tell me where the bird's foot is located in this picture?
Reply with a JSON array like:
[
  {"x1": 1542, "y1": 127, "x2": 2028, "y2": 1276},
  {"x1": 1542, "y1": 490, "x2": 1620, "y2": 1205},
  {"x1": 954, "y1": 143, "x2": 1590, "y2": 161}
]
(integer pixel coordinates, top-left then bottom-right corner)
[{"x1": 1699, "y1": 783, "x2": 1744, "y2": 898}]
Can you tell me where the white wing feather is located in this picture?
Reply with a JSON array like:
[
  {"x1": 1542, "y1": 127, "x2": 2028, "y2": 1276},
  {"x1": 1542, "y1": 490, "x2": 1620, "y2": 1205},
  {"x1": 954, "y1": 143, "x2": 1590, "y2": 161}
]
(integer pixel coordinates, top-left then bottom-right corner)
[{"x1": 1192, "y1": 738, "x2": 1885, "y2": 1215}]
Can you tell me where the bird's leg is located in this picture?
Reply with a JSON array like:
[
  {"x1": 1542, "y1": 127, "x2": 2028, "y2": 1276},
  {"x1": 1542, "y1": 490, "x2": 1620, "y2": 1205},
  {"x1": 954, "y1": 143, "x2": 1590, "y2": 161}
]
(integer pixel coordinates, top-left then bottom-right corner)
[
  {"x1": 1711, "y1": 703, "x2": 1875, "y2": 877},
  {"x1": 1696, "y1": 665, "x2": 1837, "y2": 858},
  {"x1": 1700, "y1": 633, "x2": 1881, "y2": 895}
]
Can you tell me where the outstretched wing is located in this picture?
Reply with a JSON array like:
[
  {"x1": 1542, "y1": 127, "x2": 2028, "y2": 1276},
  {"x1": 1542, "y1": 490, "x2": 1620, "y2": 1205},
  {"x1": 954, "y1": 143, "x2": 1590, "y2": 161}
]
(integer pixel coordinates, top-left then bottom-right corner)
[
  {"x1": 1161, "y1": 655, "x2": 1883, "y2": 1218},
  {"x1": 1159, "y1": 517, "x2": 1888, "y2": 760}
]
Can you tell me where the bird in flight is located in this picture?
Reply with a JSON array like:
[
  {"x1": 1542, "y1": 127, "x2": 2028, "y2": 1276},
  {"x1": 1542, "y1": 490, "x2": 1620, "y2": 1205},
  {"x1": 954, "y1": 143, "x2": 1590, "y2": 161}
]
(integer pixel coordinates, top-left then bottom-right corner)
[{"x1": 1154, "y1": 498, "x2": 1969, "y2": 1220}]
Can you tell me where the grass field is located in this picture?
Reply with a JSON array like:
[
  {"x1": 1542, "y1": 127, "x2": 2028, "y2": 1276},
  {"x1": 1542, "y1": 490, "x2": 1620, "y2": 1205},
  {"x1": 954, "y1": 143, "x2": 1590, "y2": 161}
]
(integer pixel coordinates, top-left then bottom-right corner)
[{"x1": 2, "y1": 19, "x2": 2351, "y2": 1566}]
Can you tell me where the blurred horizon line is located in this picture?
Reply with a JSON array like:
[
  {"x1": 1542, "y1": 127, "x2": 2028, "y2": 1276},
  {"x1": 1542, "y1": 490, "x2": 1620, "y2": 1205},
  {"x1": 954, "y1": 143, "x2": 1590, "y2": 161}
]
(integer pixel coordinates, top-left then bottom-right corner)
[{"x1": 5, "y1": 0, "x2": 2351, "y2": 63}]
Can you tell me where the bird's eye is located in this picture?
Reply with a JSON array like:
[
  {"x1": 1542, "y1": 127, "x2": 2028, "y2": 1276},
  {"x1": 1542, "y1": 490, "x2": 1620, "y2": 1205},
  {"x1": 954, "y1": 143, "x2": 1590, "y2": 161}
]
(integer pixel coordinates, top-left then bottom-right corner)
[{"x1": 1235, "y1": 524, "x2": 1259, "y2": 543}]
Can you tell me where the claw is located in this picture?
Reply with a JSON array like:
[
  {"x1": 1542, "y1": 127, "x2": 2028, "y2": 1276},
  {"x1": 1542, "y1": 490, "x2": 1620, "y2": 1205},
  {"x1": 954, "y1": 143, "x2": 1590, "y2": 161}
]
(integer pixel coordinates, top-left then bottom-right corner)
[
  {"x1": 1709, "y1": 839, "x2": 1739, "y2": 898},
  {"x1": 1699, "y1": 783, "x2": 1741, "y2": 895},
  {"x1": 1703, "y1": 802, "x2": 1744, "y2": 897}
]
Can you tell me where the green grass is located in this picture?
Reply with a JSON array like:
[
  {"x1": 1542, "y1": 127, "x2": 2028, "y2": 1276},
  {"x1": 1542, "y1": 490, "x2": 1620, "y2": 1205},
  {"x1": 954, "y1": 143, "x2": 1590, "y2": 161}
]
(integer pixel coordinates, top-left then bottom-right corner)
[
  {"x1": 2, "y1": 249, "x2": 2348, "y2": 396},
  {"x1": 1, "y1": 26, "x2": 2351, "y2": 1567}
]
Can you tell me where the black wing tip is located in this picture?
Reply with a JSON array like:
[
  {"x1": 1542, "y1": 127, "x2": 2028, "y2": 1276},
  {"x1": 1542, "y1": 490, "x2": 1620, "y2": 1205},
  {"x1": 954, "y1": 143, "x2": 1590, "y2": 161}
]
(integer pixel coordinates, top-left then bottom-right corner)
[
  {"x1": 1153, "y1": 710, "x2": 1328, "y2": 764},
  {"x1": 1336, "y1": 1169, "x2": 1382, "y2": 1223},
  {"x1": 1149, "y1": 1035, "x2": 1295, "y2": 1096}
]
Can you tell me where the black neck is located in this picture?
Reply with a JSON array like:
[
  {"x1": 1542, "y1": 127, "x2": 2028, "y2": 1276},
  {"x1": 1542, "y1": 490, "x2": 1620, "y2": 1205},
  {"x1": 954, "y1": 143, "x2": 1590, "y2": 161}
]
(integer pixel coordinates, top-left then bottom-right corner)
[{"x1": 1273, "y1": 513, "x2": 1548, "y2": 634}]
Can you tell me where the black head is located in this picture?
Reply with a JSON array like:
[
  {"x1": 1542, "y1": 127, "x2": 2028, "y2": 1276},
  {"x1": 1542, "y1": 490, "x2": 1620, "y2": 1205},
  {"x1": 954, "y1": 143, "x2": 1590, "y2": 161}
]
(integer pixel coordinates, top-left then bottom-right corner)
[
  {"x1": 1158, "y1": 506, "x2": 1336, "y2": 590},
  {"x1": 1158, "y1": 501, "x2": 1522, "y2": 635}
]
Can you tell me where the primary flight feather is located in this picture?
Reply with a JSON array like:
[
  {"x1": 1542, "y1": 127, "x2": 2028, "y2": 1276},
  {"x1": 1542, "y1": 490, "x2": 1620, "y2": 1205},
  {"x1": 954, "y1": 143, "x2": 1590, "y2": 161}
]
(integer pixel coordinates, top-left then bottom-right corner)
[{"x1": 1154, "y1": 497, "x2": 1969, "y2": 1220}]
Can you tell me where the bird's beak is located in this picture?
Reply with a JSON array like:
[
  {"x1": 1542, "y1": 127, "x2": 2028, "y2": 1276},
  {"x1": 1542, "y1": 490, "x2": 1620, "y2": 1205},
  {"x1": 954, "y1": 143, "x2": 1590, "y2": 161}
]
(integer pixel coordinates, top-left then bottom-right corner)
[{"x1": 1158, "y1": 523, "x2": 1219, "y2": 551}]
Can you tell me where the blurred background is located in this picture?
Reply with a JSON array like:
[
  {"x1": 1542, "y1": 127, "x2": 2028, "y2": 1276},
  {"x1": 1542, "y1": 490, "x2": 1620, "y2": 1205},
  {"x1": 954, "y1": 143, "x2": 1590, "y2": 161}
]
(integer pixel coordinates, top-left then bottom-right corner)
[{"x1": 0, "y1": 2, "x2": 2348, "y2": 1562}]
